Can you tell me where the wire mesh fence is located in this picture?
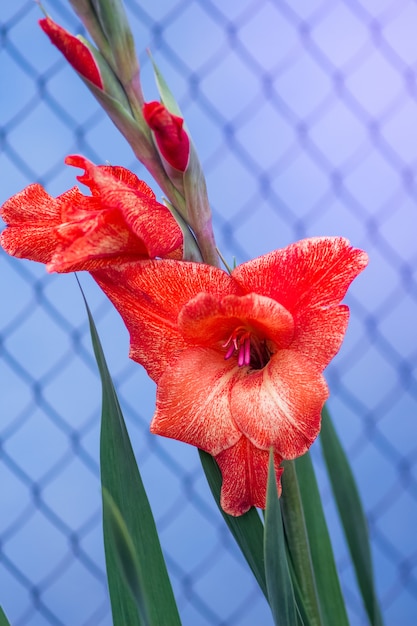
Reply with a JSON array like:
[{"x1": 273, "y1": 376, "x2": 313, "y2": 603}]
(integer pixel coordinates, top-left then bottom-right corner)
[{"x1": 1, "y1": 0, "x2": 417, "y2": 624}]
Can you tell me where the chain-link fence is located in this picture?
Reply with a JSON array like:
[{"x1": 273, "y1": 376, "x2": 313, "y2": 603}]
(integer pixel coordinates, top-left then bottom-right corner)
[{"x1": 1, "y1": 0, "x2": 417, "y2": 624}]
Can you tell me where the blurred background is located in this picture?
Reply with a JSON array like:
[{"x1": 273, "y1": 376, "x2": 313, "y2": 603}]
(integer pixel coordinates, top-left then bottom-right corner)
[{"x1": 1, "y1": 0, "x2": 416, "y2": 624}]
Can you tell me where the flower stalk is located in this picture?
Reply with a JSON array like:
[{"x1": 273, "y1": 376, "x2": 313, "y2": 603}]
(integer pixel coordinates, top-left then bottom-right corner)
[{"x1": 0, "y1": 1, "x2": 383, "y2": 623}]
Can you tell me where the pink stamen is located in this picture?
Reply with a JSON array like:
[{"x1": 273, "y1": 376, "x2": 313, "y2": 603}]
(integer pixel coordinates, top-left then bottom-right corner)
[
  {"x1": 238, "y1": 344, "x2": 245, "y2": 367},
  {"x1": 223, "y1": 327, "x2": 252, "y2": 367},
  {"x1": 224, "y1": 342, "x2": 235, "y2": 360}
]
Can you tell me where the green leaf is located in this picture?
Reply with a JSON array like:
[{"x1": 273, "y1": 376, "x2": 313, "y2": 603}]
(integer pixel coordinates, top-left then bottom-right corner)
[
  {"x1": 264, "y1": 450, "x2": 298, "y2": 625},
  {"x1": 320, "y1": 406, "x2": 384, "y2": 626},
  {"x1": 281, "y1": 460, "x2": 324, "y2": 626},
  {"x1": 294, "y1": 453, "x2": 349, "y2": 626},
  {"x1": 82, "y1": 289, "x2": 181, "y2": 626},
  {"x1": 198, "y1": 449, "x2": 268, "y2": 599},
  {"x1": 0, "y1": 607, "x2": 11, "y2": 626},
  {"x1": 102, "y1": 489, "x2": 150, "y2": 625}
]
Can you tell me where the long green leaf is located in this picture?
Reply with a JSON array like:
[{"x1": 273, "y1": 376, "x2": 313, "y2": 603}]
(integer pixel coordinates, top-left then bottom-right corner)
[
  {"x1": 284, "y1": 556, "x2": 308, "y2": 626},
  {"x1": 83, "y1": 292, "x2": 181, "y2": 626},
  {"x1": 102, "y1": 489, "x2": 150, "y2": 626},
  {"x1": 294, "y1": 453, "x2": 349, "y2": 626},
  {"x1": 264, "y1": 450, "x2": 298, "y2": 625},
  {"x1": 0, "y1": 608, "x2": 11, "y2": 626},
  {"x1": 281, "y1": 460, "x2": 323, "y2": 626},
  {"x1": 198, "y1": 449, "x2": 267, "y2": 599},
  {"x1": 320, "y1": 406, "x2": 383, "y2": 626}
]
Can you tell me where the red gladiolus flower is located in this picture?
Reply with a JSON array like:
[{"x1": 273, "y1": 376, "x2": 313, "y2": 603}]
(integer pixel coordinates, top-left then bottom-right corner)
[
  {"x1": 143, "y1": 101, "x2": 190, "y2": 172},
  {"x1": 39, "y1": 17, "x2": 103, "y2": 89},
  {"x1": 0, "y1": 155, "x2": 182, "y2": 272},
  {"x1": 92, "y1": 237, "x2": 368, "y2": 516}
]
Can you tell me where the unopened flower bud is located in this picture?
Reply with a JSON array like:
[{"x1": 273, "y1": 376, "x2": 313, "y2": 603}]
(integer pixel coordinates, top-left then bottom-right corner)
[
  {"x1": 40, "y1": 17, "x2": 103, "y2": 89},
  {"x1": 39, "y1": 17, "x2": 131, "y2": 112},
  {"x1": 143, "y1": 101, "x2": 190, "y2": 172}
]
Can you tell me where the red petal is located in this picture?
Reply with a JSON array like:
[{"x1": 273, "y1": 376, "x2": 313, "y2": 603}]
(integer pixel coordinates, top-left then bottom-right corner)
[
  {"x1": 151, "y1": 347, "x2": 241, "y2": 455},
  {"x1": 39, "y1": 18, "x2": 103, "y2": 89},
  {"x1": 215, "y1": 439, "x2": 283, "y2": 516},
  {"x1": 178, "y1": 292, "x2": 294, "y2": 349},
  {"x1": 93, "y1": 260, "x2": 237, "y2": 380},
  {"x1": 291, "y1": 304, "x2": 350, "y2": 370},
  {"x1": 64, "y1": 155, "x2": 182, "y2": 259},
  {"x1": 0, "y1": 184, "x2": 77, "y2": 264},
  {"x1": 48, "y1": 207, "x2": 150, "y2": 272},
  {"x1": 230, "y1": 349, "x2": 328, "y2": 458},
  {"x1": 65, "y1": 155, "x2": 156, "y2": 200},
  {"x1": 232, "y1": 237, "x2": 368, "y2": 314}
]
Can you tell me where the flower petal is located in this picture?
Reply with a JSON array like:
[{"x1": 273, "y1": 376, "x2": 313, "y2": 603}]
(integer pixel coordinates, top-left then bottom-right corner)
[
  {"x1": 215, "y1": 439, "x2": 283, "y2": 516},
  {"x1": 64, "y1": 155, "x2": 183, "y2": 259},
  {"x1": 1, "y1": 157, "x2": 183, "y2": 272},
  {"x1": 291, "y1": 304, "x2": 350, "y2": 370},
  {"x1": 0, "y1": 184, "x2": 78, "y2": 264},
  {"x1": 93, "y1": 260, "x2": 238, "y2": 380},
  {"x1": 230, "y1": 349, "x2": 328, "y2": 458},
  {"x1": 65, "y1": 155, "x2": 156, "y2": 200},
  {"x1": 48, "y1": 206, "x2": 150, "y2": 272},
  {"x1": 178, "y1": 292, "x2": 294, "y2": 349},
  {"x1": 151, "y1": 347, "x2": 241, "y2": 455},
  {"x1": 39, "y1": 18, "x2": 103, "y2": 89},
  {"x1": 232, "y1": 237, "x2": 368, "y2": 314}
]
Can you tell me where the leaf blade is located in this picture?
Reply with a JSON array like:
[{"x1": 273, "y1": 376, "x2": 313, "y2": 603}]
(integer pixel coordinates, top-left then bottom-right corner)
[
  {"x1": 0, "y1": 608, "x2": 11, "y2": 626},
  {"x1": 320, "y1": 406, "x2": 383, "y2": 626},
  {"x1": 102, "y1": 489, "x2": 150, "y2": 626},
  {"x1": 198, "y1": 449, "x2": 267, "y2": 599},
  {"x1": 281, "y1": 460, "x2": 324, "y2": 626},
  {"x1": 264, "y1": 449, "x2": 298, "y2": 626},
  {"x1": 294, "y1": 452, "x2": 349, "y2": 626},
  {"x1": 82, "y1": 289, "x2": 181, "y2": 626}
]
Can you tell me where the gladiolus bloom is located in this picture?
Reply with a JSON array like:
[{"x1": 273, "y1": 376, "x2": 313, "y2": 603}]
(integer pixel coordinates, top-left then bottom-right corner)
[
  {"x1": 92, "y1": 237, "x2": 368, "y2": 515},
  {"x1": 40, "y1": 17, "x2": 103, "y2": 89},
  {"x1": 0, "y1": 155, "x2": 182, "y2": 272},
  {"x1": 143, "y1": 101, "x2": 190, "y2": 172}
]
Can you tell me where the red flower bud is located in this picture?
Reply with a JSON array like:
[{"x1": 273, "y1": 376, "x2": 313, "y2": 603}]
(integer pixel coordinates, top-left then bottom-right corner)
[
  {"x1": 39, "y1": 17, "x2": 103, "y2": 90},
  {"x1": 143, "y1": 101, "x2": 190, "y2": 172}
]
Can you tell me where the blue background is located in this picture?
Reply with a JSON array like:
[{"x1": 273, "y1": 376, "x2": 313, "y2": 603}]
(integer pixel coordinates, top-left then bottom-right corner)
[{"x1": 1, "y1": 0, "x2": 417, "y2": 624}]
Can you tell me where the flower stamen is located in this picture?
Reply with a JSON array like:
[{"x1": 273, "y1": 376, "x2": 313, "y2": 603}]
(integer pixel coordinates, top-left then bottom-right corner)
[{"x1": 223, "y1": 327, "x2": 252, "y2": 367}]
